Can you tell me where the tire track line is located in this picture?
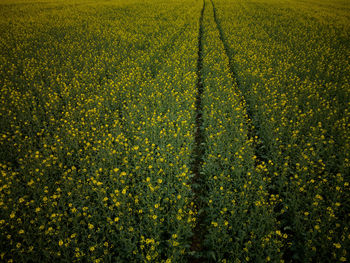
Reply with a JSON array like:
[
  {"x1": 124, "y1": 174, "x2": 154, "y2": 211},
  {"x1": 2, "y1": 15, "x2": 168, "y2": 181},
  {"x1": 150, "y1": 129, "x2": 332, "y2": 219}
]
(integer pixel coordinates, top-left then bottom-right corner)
[{"x1": 189, "y1": 0, "x2": 207, "y2": 261}]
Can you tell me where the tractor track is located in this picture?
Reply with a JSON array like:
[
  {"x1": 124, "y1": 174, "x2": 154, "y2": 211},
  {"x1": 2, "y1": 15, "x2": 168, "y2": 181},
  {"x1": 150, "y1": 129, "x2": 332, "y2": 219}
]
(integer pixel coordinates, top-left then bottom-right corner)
[{"x1": 189, "y1": 0, "x2": 207, "y2": 261}]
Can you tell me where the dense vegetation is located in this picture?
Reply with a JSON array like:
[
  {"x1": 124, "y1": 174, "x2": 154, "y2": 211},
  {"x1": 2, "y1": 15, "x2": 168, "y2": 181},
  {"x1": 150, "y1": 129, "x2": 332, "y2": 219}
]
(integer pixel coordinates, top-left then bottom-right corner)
[{"x1": 1, "y1": 0, "x2": 349, "y2": 262}]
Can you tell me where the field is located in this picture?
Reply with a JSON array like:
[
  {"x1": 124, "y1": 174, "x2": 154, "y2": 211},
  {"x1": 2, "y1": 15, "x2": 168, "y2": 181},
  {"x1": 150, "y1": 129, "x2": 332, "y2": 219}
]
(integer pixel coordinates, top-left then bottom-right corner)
[{"x1": 0, "y1": 0, "x2": 349, "y2": 262}]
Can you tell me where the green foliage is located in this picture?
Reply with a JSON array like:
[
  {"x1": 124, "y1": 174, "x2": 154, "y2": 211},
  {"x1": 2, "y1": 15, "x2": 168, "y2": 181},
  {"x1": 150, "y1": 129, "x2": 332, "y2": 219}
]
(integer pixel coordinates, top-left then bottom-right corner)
[
  {"x1": 0, "y1": 0, "x2": 200, "y2": 262},
  {"x1": 214, "y1": 0, "x2": 350, "y2": 261},
  {"x1": 0, "y1": 0, "x2": 349, "y2": 262},
  {"x1": 200, "y1": 1, "x2": 283, "y2": 261}
]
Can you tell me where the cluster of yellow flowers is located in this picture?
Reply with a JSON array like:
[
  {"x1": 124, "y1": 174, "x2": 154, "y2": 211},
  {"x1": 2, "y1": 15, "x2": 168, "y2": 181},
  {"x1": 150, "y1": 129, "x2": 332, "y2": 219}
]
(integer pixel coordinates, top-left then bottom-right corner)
[
  {"x1": 214, "y1": 0, "x2": 349, "y2": 261},
  {"x1": 0, "y1": 0, "x2": 348, "y2": 262},
  {"x1": 0, "y1": 0, "x2": 201, "y2": 262},
  {"x1": 199, "y1": 0, "x2": 283, "y2": 261}
]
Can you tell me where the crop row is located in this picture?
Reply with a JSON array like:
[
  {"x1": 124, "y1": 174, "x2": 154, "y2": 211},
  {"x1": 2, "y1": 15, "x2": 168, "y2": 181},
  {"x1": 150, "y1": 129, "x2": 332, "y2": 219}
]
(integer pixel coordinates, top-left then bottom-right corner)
[
  {"x1": 0, "y1": 0, "x2": 200, "y2": 262},
  {"x1": 214, "y1": 0, "x2": 349, "y2": 261},
  {"x1": 198, "y1": 0, "x2": 283, "y2": 261}
]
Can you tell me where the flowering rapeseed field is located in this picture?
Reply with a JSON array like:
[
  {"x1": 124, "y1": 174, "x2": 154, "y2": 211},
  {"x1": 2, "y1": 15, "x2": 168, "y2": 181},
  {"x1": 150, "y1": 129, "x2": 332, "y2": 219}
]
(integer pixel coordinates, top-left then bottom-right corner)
[
  {"x1": 0, "y1": 0, "x2": 349, "y2": 262},
  {"x1": 211, "y1": 0, "x2": 350, "y2": 261},
  {"x1": 1, "y1": 0, "x2": 200, "y2": 261}
]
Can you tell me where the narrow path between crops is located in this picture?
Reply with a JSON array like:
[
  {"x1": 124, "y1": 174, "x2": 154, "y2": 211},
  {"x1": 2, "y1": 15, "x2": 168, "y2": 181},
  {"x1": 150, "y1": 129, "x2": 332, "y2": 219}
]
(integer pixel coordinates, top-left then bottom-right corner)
[
  {"x1": 210, "y1": 1, "x2": 296, "y2": 261},
  {"x1": 189, "y1": 0, "x2": 206, "y2": 262}
]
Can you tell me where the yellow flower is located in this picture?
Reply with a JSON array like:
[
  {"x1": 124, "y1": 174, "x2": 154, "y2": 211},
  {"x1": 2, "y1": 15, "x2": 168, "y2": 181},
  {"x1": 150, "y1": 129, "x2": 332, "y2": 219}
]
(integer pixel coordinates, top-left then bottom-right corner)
[
  {"x1": 27, "y1": 179, "x2": 34, "y2": 186},
  {"x1": 333, "y1": 243, "x2": 341, "y2": 249}
]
